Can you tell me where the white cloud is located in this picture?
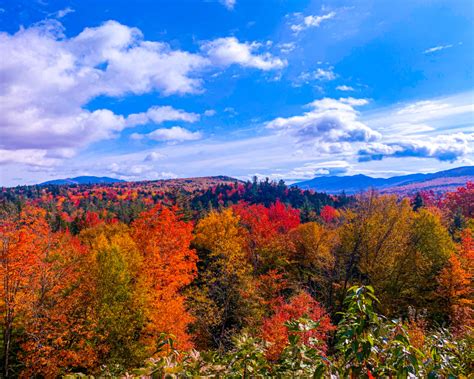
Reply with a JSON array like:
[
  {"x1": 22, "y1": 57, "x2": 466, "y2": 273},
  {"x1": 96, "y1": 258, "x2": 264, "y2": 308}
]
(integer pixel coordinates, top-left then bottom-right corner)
[
  {"x1": 299, "y1": 67, "x2": 337, "y2": 83},
  {"x1": 396, "y1": 100, "x2": 451, "y2": 115},
  {"x1": 0, "y1": 149, "x2": 59, "y2": 167},
  {"x1": 291, "y1": 12, "x2": 336, "y2": 33},
  {"x1": 336, "y1": 85, "x2": 354, "y2": 91},
  {"x1": 278, "y1": 160, "x2": 352, "y2": 180},
  {"x1": 266, "y1": 97, "x2": 379, "y2": 148},
  {"x1": 126, "y1": 106, "x2": 199, "y2": 126},
  {"x1": 201, "y1": 37, "x2": 287, "y2": 70},
  {"x1": 383, "y1": 123, "x2": 434, "y2": 135},
  {"x1": 338, "y1": 97, "x2": 369, "y2": 106},
  {"x1": 55, "y1": 7, "x2": 75, "y2": 18},
  {"x1": 0, "y1": 20, "x2": 208, "y2": 160},
  {"x1": 0, "y1": 107, "x2": 127, "y2": 151},
  {"x1": 314, "y1": 68, "x2": 336, "y2": 80},
  {"x1": 423, "y1": 44, "x2": 454, "y2": 54},
  {"x1": 219, "y1": 0, "x2": 236, "y2": 10},
  {"x1": 68, "y1": 21, "x2": 208, "y2": 96},
  {"x1": 359, "y1": 133, "x2": 474, "y2": 162},
  {"x1": 135, "y1": 126, "x2": 202, "y2": 142},
  {"x1": 358, "y1": 92, "x2": 474, "y2": 162},
  {"x1": 0, "y1": 20, "x2": 287, "y2": 167},
  {"x1": 109, "y1": 162, "x2": 177, "y2": 180},
  {"x1": 366, "y1": 93, "x2": 474, "y2": 134},
  {"x1": 144, "y1": 152, "x2": 167, "y2": 162}
]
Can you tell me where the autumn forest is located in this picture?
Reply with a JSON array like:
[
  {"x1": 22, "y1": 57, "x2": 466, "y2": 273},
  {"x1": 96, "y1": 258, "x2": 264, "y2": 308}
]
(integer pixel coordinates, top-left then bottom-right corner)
[{"x1": 0, "y1": 178, "x2": 472, "y2": 377}]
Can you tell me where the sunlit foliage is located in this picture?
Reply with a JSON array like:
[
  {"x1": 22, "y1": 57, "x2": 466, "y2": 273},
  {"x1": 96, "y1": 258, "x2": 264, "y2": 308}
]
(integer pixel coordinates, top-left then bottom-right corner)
[{"x1": 0, "y1": 181, "x2": 472, "y2": 376}]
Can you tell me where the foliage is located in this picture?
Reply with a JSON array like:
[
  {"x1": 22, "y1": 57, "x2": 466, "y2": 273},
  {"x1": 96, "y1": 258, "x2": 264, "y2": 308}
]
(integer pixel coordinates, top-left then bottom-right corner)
[
  {"x1": 261, "y1": 292, "x2": 334, "y2": 361},
  {"x1": 189, "y1": 208, "x2": 257, "y2": 350},
  {"x1": 132, "y1": 204, "x2": 197, "y2": 351},
  {"x1": 0, "y1": 181, "x2": 472, "y2": 376},
  {"x1": 134, "y1": 286, "x2": 474, "y2": 378}
]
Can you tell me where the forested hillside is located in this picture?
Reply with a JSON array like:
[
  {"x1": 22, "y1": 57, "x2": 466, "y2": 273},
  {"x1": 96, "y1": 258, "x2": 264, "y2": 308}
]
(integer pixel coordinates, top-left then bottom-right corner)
[{"x1": 0, "y1": 179, "x2": 472, "y2": 377}]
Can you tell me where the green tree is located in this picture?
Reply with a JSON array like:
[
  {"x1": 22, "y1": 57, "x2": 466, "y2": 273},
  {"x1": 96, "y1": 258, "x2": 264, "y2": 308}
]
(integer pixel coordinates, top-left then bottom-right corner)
[{"x1": 80, "y1": 223, "x2": 147, "y2": 372}]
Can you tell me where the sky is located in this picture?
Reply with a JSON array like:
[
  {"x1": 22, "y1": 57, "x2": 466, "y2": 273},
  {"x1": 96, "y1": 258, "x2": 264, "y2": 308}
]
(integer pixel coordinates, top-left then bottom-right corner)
[{"x1": 0, "y1": 0, "x2": 473, "y2": 186}]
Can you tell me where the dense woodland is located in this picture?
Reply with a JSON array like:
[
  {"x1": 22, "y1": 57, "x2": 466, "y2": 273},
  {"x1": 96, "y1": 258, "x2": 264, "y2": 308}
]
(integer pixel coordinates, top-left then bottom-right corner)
[{"x1": 0, "y1": 179, "x2": 472, "y2": 377}]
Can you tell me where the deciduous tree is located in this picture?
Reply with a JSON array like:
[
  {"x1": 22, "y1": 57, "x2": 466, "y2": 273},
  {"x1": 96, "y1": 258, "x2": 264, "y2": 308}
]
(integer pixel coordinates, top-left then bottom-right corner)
[
  {"x1": 261, "y1": 292, "x2": 334, "y2": 361},
  {"x1": 132, "y1": 205, "x2": 197, "y2": 352}
]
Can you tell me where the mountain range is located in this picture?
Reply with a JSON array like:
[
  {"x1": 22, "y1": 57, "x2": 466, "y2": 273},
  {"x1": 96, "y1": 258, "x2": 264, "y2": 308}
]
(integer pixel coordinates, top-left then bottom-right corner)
[
  {"x1": 36, "y1": 167, "x2": 473, "y2": 195},
  {"x1": 40, "y1": 176, "x2": 126, "y2": 186},
  {"x1": 293, "y1": 166, "x2": 474, "y2": 194}
]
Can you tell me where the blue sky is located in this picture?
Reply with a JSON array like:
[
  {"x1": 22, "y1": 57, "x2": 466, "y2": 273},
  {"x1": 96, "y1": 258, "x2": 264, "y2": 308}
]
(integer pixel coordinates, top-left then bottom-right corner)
[{"x1": 0, "y1": 0, "x2": 473, "y2": 186}]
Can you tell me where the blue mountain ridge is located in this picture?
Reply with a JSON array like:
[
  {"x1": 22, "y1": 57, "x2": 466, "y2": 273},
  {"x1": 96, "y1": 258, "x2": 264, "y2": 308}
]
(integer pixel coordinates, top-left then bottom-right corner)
[{"x1": 293, "y1": 166, "x2": 474, "y2": 194}]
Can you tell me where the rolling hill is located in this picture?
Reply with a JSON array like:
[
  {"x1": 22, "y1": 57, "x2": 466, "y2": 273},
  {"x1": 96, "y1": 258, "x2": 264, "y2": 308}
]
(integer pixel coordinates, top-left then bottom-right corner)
[
  {"x1": 293, "y1": 166, "x2": 474, "y2": 194},
  {"x1": 37, "y1": 175, "x2": 241, "y2": 190},
  {"x1": 40, "y1": 176, "x2": 126, "y2": 186}
]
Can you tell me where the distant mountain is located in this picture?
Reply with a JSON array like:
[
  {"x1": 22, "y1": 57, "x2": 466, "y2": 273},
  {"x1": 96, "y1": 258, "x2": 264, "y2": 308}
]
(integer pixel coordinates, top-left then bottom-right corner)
[
  {"x1": 293, "y1": 166, "x2": 474, "y2": 194},
  {"x1": 37, "y1": 175, "x2": 241, "y2": 188},
  {"x1": 40, "y1": 176, "x2": 126, "y2": 186}
]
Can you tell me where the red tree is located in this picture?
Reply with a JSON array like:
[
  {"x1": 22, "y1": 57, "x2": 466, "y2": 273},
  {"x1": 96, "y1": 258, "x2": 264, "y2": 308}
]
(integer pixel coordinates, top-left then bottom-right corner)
[
  {"x1": 443, "y1": 182, "x2": 474, "y2": 218},
  {"x1": 320, "y1": 205, "x2": 338, "y2": 224},
  {"x1": 261, "y1": 292, "x2": 334, "y2": 361}
]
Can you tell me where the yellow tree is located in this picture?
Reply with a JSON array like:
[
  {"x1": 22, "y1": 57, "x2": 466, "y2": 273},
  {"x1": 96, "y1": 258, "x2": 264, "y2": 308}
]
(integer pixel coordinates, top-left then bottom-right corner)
[
  {"x1": 403, "y1": 208, "x2": 454, "y2": 314},
  {"x1": 287, "y1": 222, "x2": 336, "y2": 307},
  {"x1": 336, "y1": 193, "x2": 453, "y2": 317},
  {"x1": 190, "y1": 208, "x2": 257, "y2": 350},
  {"x1": 336, "y1": 193, "x2": 413, "y2": 313}
]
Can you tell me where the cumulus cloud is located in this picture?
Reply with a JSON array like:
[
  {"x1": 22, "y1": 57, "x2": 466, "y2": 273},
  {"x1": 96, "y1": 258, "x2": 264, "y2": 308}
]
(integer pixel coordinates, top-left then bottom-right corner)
[
  {"x1": 1, "y1": 107, "x2": 128, "y2": 150},
  {"x1": 291, "y1": 12, "x2": 336, "y2": 33},
  {"x1": 133, "y1": 126, "x2": 202, "y2": 142},
  {"x1": 266, "y1": 97, "x2": 378, "y2": 149},
  {"x1": 126, "y1": 106, "x2": 199, "y2": 126},
  {"x1": 358, "y1": 133, "x2": 474, "y2": 162},
  {"x1": 0, "y1": 20, "x2": 207, "y2": 160},
  {"x1": 0, "y1": 19, "x2": 286, "y2": 166},
  {"x1": 201, "y1": 37, "x2": 287, "y2": 70}
]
